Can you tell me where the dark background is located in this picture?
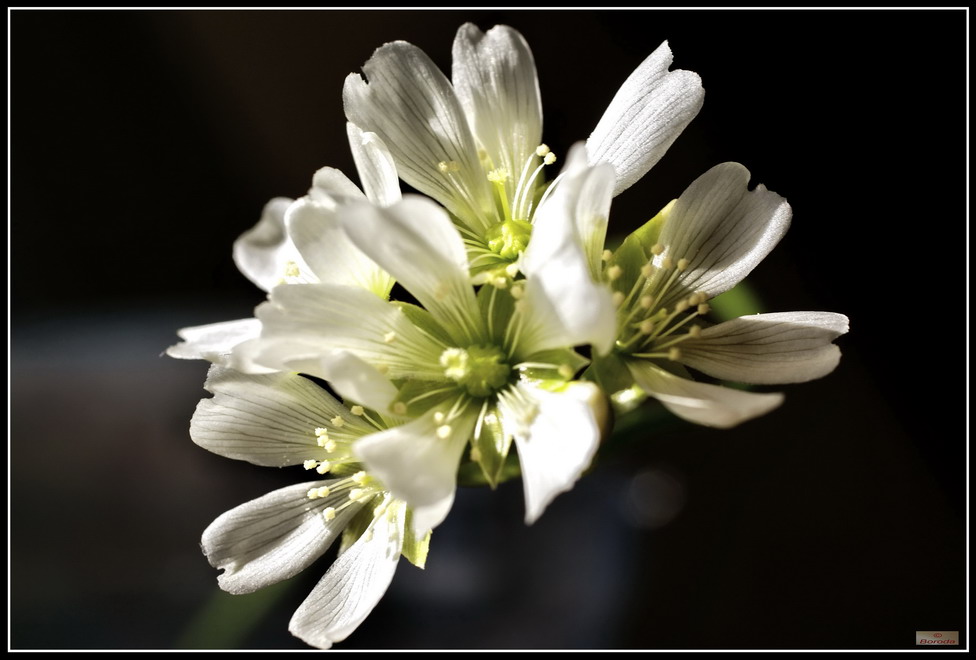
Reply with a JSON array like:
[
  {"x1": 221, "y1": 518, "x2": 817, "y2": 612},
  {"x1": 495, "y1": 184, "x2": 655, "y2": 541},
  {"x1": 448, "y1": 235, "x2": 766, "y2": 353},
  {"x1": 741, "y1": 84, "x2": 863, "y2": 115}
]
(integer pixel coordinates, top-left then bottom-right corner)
[{"x1": 10, "y1": 9, "x2": 967, "y2": 650}]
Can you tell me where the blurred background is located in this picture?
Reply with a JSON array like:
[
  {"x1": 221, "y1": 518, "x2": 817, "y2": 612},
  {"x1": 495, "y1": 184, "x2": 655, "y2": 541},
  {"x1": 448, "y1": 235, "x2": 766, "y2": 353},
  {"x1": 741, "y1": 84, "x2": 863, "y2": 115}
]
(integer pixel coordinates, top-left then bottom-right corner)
[{"x1": 10, "y1": 8, "x2": 966, "y2": 650}]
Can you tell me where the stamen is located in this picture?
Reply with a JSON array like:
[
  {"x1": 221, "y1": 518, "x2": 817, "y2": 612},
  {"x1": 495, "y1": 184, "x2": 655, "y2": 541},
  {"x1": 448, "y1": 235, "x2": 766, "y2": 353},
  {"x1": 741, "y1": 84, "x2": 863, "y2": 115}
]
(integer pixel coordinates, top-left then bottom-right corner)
[
  {"x1": 391, "y1": 402, "x2": 407, "y2": 416},
  {"x1": 283, "y1": 260, "x2": 301, "y2": 278},
  {"x1": 668, "y1": 347, "x2": 682, "y2": 361},
  {"x1": 383, "y1": 331, "x2": 397, "y2": 343},
  {"x1": 323, "y1": 507, "x2": 336, "y2": 521},
  {"x1": 602, "y1": 249, "x2": 613, "y2": 262},
  {"x1": 612, "y1": 291, "x2": 626, "y2": 307},
  {"x1": 316, "y1": 461, "x2": 332, "y2": 474},
  {"x1": 640, "y1": 295, "x2": 654, "y2": 309},
  {"x1": 535, "y1": 144, "x2": 550, "y2": 157},
  {"x1": 677, "y1": 258, "x2": 690, "y2": 271},
  {"x1": 640, "y1": 263, "x2": 654, "y2": 278},
  {"x1": 639, "y1": 319, "x2": 655, "y2": 335},
  {"x1": 350, "y1": 405, "x2": 365, "y2": 416},
  {"x1": 688, "y1": 325, "x2": 702, "y2": 338},
  {"x1": 697, "y1": 303, "x2": 710, "y2": 315},
  {"x1": 558, "y1": 364, "x2": 574, "y2": 379},
  {"x1": 437, "y1": 160, "x2": 460, "y2": 174},
  {"x1": 607, "y1": 265, "x2": 623, "y2": 281},
  {"x1": 650, "y1": 243, "x2": 665, "y2": 256},
  {"x1": 436, "y1": 425, "x2": 452, "y2": 439},
  {"x1": 330, "y1": 416, "x2": 345, "y2": 428},
  {"x1": 303, "y1": 460, "x2": 318, "y2": 470},
  {"x1": 433, "y1": 411, "x2": 445, "y2": 424}
]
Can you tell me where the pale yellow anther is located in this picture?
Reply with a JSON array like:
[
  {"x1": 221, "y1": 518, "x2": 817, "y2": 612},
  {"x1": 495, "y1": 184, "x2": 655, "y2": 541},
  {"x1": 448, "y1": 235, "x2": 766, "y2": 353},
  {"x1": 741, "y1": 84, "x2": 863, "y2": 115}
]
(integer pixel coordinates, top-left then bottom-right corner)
[
  {"x1": 639, "y1": 295, "x2": 654, "y2": 309},
  {"x1": 677, "y1": 258, "x2": 690, "y2": 271},
  {"x1": 697, "y1": 303, "x2": 711, "y2": 315},
  {"x1": 510, "y1": 284, "x2": 524, "y2": 300},
  {"x1": 487, "y1": 168, "x2": 510, "y2": 184},
  {"x1": 323, "y1": 507, "x2": 336, "y2": 521},
  {"x1": 316, "y1": 462, "x2": 331, "y2": 475},
  {"x1": 383, "y1": 331, "x2": 397, "y2": 344},
  {"x1": 303, "y1": 459, "x2": 318, "y2": 470},
  {"x1": 316, "y1": 486, "x2": 331, "y2": 498},
  {"x1": 612, "y1": 291, "x2": 626, "y2": 307},
  {"x1": 535, "y1": 144, "x2": 551, "y2": 157},
  {"x1": 492, "y1": 276, "x2": 509, "y2": 289},
  {"x1": 364, "y1": 529, "x2": 374, "y2": 543},
  {"x1": 639, "y1": 319, "x2": 655, "y2": 335},
  {"x1": 283, "y1": 260, "x2": 301, "y2": 278},
  {"x1": 324, "y1": 439, "x2": 337, "y2": 453},
  {"x1": 349, "y1": 488, "x2": 365, "y2": 501},
  {"x1": 353, "y1": 471, "x2": 368, "y2": 485},
  {"x1": 505, "y1": 262, "x2": 520, "y2": 278},
  {"x1": 314, "y1": 427, "x2": 329, "y2": 437},
  {"x1": 437, "y1": 160, "x2": 459, "y2": 173},
  {"x1": 307, "y1": 488, "x2": 319, "y2": 499},
  {"x1": 436, "y1": 425, "x2": 452, "y2": 439},
  {"x1": 675, "y1": 300, "x2": 690, "y2": 313},
  {"x1": 602, "y1": 249, "x2": 613, "y2": 262},
  {"x1": 651, "y1": 243, "x2": 665, "y2": 256},
  {"x1": 470, "y1": 446, "x2": 482, "y2": 462},
  {"x1": 391, "y1": 402, "x2": 407, "y2": 416},
  {"x1": 689, "y1": 325, "x2": 702, "y2": 338},
  {"x1": 543, "y1": 152, "x2": 557, "y2": 165},
  {"x1": 607, "y1": 265, "x2": 623, "y2": 281},
  {"x1": 376, "y1": 364, "x2": 390, "y2": 375},
  {"x1": 662, "y1": 256, "x2": 674, "y2": 270},
  {"x1": 640, "y1": 263, "x2": 654, "y2": 278},
  {"x1": 433, "y1": 411, "x2": 445, "y2": 424},
  {"x1": 350, "y1": 405, "x2": 365, "y2": 416},
  {"x1": 331, "y1": 416, "x2": 345, "y2": 428},
  {"x1": 317, "y1": 436, "x2": 329, "y2": 448},
  {"x1": 689, "y1": 292, "x2": 705, "y2": 306},
  {"x1": 558, "y1": 364, "x2": 574, "y2": 379},
  {"x1": 668, "y1": 347, "x2": 682, "y2": 361}
]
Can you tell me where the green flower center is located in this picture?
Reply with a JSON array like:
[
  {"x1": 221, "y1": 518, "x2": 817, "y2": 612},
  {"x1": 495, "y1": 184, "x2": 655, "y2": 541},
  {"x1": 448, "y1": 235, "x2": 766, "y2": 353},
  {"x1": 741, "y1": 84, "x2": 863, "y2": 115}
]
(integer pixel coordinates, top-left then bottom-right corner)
[
  {"x1": 440, "y1": 345, "x2": 511, "y2": 397},
  {"x1": 485, "y1": 218, "x2": 533, "y2": 261}
]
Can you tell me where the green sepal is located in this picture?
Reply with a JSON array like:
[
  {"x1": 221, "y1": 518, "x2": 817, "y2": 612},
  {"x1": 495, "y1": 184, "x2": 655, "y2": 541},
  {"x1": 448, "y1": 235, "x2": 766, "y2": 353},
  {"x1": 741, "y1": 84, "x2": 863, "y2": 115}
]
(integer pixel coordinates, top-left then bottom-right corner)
[
  {"x1": 469, "y1": 401, "x2": 511, "y2": 488},
  {"x1": 390, "y1": 379, "x2": 458, "y2": 417},
  {"x1": 456, "y1": 448, "x2": 522, "y2": 487},
  {"x1": 338, "y1": 496, "x2": 378, "y2": 555},
  {"x1": 608, "y1": 199, "x2": 675, "y2": 291},
  {"x1": 588, "y1": 351, "x2": 636, "y2": 400},
  {"x1": 709, "y1": 279, "x2": 765, "y2": 321},
  {"x1": 393, "y1": 301, "x2": 455, "y2": 347},
  {"x1": 477, "y1": 281, "x2": 518, "y2": 348},
  {"x1": 401, "y1": 507, "x2": 431, "y2": 569}
]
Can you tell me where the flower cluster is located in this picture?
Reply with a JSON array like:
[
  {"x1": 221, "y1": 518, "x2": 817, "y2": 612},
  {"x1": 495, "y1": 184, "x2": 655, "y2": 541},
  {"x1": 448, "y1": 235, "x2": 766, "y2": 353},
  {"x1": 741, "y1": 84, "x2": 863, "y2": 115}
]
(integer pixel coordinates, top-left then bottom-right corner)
[{"x1": 169, "y1": 23, "x2": 848, "y2": 649}]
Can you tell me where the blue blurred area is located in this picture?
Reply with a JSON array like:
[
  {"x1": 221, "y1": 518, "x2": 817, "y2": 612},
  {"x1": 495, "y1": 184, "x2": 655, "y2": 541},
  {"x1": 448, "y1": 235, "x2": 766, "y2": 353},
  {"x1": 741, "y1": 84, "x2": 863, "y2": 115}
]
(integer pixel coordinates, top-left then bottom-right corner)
[{"x1": 10, "y1": 9, "x2": 966, "y2": 650}]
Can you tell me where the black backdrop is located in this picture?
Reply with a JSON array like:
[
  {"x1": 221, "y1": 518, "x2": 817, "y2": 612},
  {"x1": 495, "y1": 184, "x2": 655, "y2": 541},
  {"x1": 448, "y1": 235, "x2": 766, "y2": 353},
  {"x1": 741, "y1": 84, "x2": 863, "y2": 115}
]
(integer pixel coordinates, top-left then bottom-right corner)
[{"x1": 10, "y1": 8, "x2": 967, "y2": 650}]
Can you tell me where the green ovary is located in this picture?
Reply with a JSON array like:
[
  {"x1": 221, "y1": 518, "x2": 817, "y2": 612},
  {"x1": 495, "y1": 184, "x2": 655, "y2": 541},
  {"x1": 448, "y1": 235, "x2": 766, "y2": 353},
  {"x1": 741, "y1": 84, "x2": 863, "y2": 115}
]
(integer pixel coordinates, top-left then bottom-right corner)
[
  {"x1": 486, "y1": 218, "x2": 533, "y2": 261},
  {"x1": 440, "y1": 345, "x2": 511, "y2": 397}
]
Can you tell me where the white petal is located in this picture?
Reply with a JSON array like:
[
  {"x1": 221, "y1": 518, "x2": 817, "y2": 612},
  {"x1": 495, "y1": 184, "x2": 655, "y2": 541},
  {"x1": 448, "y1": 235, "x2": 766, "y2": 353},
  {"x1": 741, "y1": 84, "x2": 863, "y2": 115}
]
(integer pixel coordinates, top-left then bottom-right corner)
[
  {"x1": 353, "y1": 408, "x2": 476, "y2": 532},
  {"x1": 339, "y1": 196, "x2": 483, "y2": 346},
  {"x1": 317, "y1": 350, "x2": 400, "y2": 412},
  {"x1": 628, "y1": 360, "x2": 783, "y2": 429},
  {"x1": 307, "y1": 165, "x2": 365, "y2": 207},
  {"x1": 680, "y1": 312, "x2": 849, "y2": 384},
  {"x1": 656, "y1": 162, "x2": 791, "y2": 308},
  {"x1": 202, "y1": 480, "x2": 364, "y2": 595},
  {"x1": 288, "y1": 501, "x2": 403, "y2": 649},
  {"x1": 232, "y1": 197, "x2": 315, "y2": 292},
  {"x1": 451, "y1": 23, "x2": 542, "y2": 185},
  {"x1": 166, "y1": 318, "x2": 261, "y2": 364},
  {"x1": 520, "y1": 157, "x2": 617, "y2": 355},
  {"x1": 286, "y1": 194, "x2": 394, "y2": 299},
  {"x1": 190, "y1": 366, "x2": 372, "y2": 466},
  {"x1": 502, "y1": 381, "x2": 603, "y2": 525},
  {"x1": 586, "y1": 41, "x2": 704, "y2": 196},
  {"x1": 251, "y1": 283, "x2": 446, "y2": 382},
  {"x1": 343, "y1": 41, "x2": 494, "y2": 230},
  {"x1": 346, "y1": 123, "x2": 402, "y2": 208}
]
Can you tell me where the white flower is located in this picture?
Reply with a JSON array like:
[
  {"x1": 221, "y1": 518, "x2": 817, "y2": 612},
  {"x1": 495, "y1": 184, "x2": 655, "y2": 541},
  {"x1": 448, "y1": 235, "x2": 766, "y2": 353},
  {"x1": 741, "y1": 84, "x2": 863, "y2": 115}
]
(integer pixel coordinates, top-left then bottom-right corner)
[
  {"x1": 545, "y1": 156, "x2": 850, "y2": 427},
  {"x1": 192, "y1": 365, "x2": 430, "y2": 650},
  {"x1": 236, "y1": 194, "x2": 610, "y2": 532},
  {"x1": 342, "y1": 22, "x2": 703, "y2": 279},
  {"x1": 166, "y1": 124, "x2": 400, "y2": 363}
]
